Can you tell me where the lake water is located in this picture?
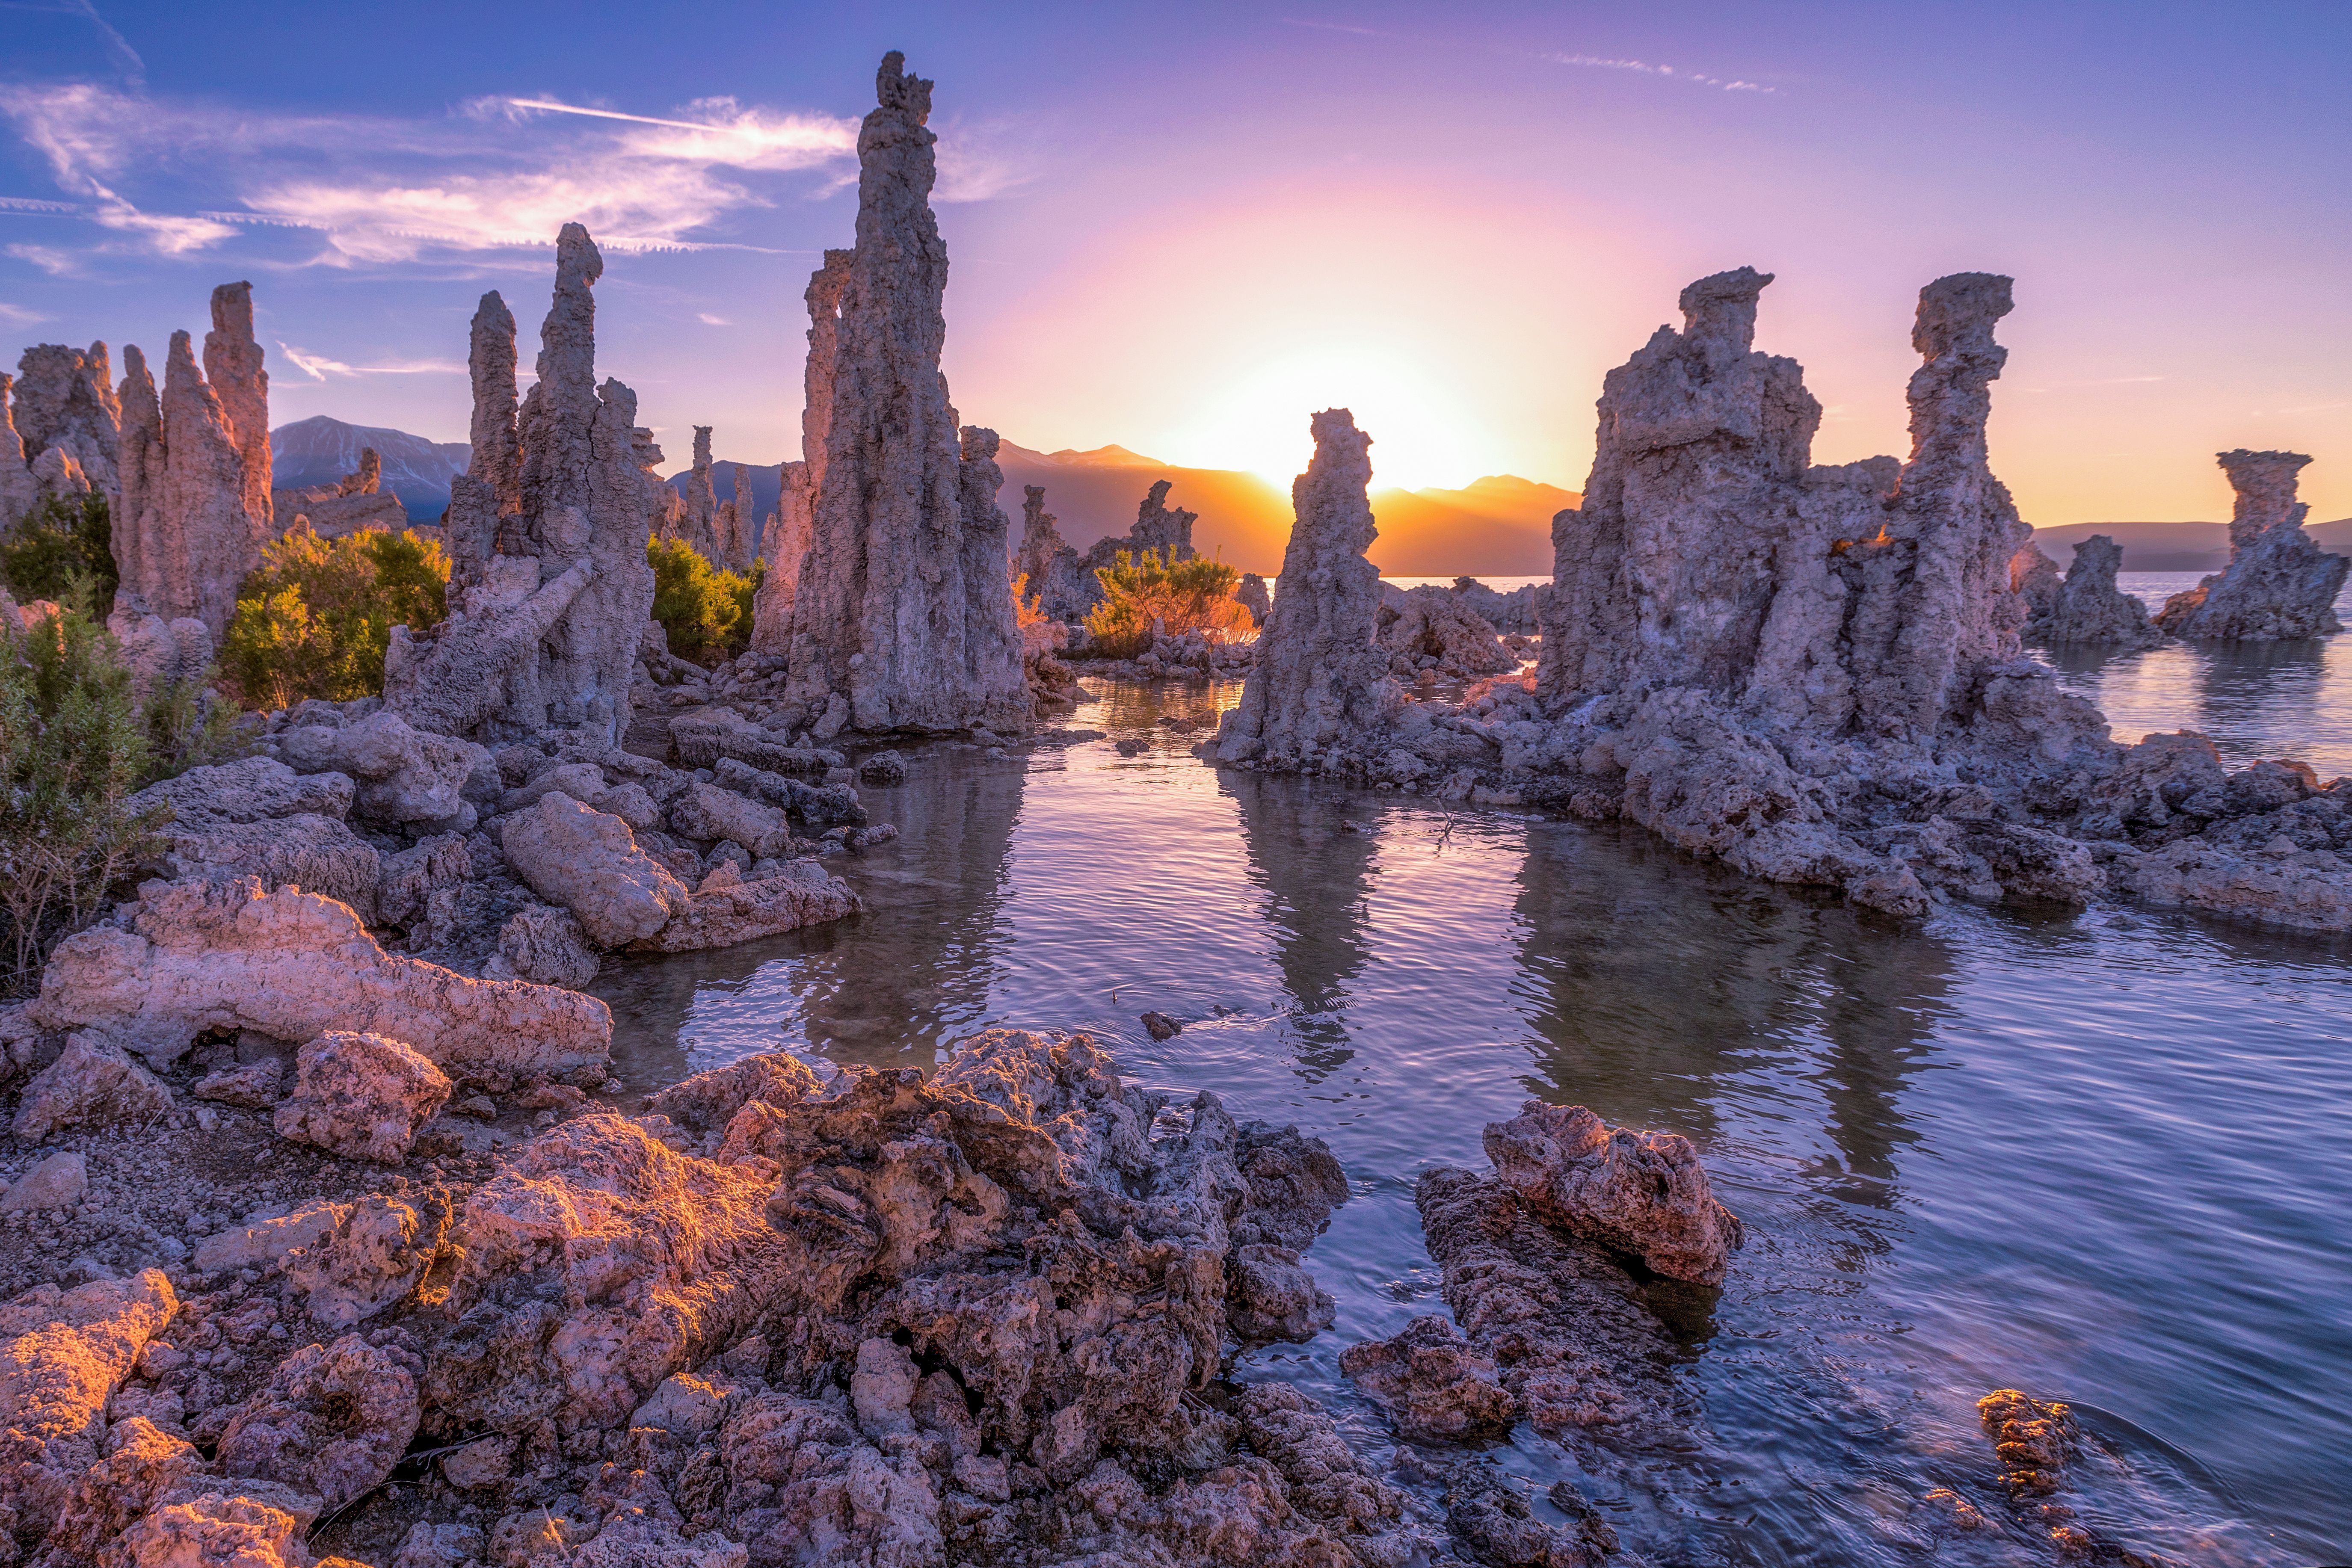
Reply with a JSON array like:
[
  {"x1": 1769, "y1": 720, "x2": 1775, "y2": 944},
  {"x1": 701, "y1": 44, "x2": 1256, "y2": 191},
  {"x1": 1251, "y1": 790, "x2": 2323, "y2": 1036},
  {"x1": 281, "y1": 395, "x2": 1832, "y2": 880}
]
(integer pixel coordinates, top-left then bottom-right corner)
[{"x1": 596, "y1": 668, "x2": 2352, "y2": 1566}]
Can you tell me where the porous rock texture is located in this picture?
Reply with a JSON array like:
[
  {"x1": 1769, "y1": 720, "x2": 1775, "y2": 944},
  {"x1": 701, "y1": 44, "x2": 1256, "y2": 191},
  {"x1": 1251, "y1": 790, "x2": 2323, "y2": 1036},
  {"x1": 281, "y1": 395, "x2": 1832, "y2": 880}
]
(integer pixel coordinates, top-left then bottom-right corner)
[
  {"x1": 2029, "y1": 534, "x2": 2162, "y2": 648},
  {"x1": 274, "y1": 707, "x2": 494, "y2": 830},
  {"x1": 1377, "y1": 585, "x2": 1517, "y2": 680},
  {"x1": 1015, "y1": 484, "x2": 1088, "y2": 622},
  {"x1": 11, "y1": 341, "x2": 119, "y2": 507},
  {"x1": 499, "y1": 792, "x2": 689, "y2": 948},
  {"x1": 126, "y1": 754, "x2": 383, "y2": 918},
  {"x1": 109, "y1": 328, "x2": 268, "y2": 636},
  {"x1": 272, "y1": 1032, "x2": 455, "y2": 1164},
  {"x1": 203, "y1": 281, "x2": 273, "y2": 539},
  {"x1": 0, "y1": 373, "x2": 40, "y2": 529},
  {"x1": 28, "y1": 876, "x2": 612, "y2": 1079},
  {"x1": 382, "y1": 226, "x2": 661, "y2": 745},
  {"x1": 747, "y1": 459, "x2": 812, "y2": 655},
  {"x1": 2156, "y1": 450, "x2": 2346, "y2": 641},
  {"x1": 1339, "y1": 1315, "x2": 1514, "y2": 1441},
  {"x1": 1215, "y1": 409, "x2": 1399, "y2": 767},
  {"x1": 1482, "y1": 1101, "x2": 1743, "y2": 1285},
  {"x1": 717, "y1": 462, "x2": 757, "y2": 573},
  {"x1": 781, "y1": 56, "x2": 1031, "y2": 736}
]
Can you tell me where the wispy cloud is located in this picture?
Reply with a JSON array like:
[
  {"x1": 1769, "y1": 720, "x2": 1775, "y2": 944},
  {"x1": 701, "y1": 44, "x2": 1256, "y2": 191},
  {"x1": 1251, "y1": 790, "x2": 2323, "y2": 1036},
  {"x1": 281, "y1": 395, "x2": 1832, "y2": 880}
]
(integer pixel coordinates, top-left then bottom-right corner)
[
  {"x1": 697, "y1": 312, "x2": 731, "y2": 325},
  {"x1": 0, "y1": 80, "x2": 909, "y2": 270},
  {"x1": 0, "y1": 301, "x2": 51, "y2": 325},
  {"x1": 1283, "y1": 17, "x2": 1777, "y2": 93},
  {"x1": 275, "y1": 340, "x2": 464, "y2": 380}
]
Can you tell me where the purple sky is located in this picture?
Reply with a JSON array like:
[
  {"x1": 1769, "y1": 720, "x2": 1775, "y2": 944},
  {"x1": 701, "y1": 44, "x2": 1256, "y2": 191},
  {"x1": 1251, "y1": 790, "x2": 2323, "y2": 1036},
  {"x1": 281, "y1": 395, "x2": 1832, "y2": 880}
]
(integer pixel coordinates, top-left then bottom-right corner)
[{"x1": 3, "y1": 0, "x2": 2346, "y2": 516}]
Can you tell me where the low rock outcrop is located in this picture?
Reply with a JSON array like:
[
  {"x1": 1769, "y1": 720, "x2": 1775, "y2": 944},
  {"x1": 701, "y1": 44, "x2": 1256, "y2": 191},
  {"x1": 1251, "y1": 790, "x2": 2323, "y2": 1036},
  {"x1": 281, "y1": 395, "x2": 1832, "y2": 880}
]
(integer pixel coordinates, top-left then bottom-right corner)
[
  {"x1": 272, "y1": 444, "x2": 409, "y2": 540},
  {"x1": 2029, "y1": 534, "x2": 2163, "y2": 648},
  {"x1": 29, "y1": 876, "x2": 611, "y2": 1079},
  {"x1": 2157, "y1": 450, "x2": 2346, "y2": 641},
  {"x1": 1482, "y1": 1101, "x2": 1743, "y2": 1285},
  {"x1": 1377, "y1": 584, "x2": 1517, "y2": 680}
]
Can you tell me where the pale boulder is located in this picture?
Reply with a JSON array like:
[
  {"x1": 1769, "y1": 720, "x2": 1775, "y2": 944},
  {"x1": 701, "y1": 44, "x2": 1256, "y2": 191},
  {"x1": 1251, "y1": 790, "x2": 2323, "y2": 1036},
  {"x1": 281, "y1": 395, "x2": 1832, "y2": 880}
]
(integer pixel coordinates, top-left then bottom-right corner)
[
  {"x1": 11, "y1": 1031, "x2": 175, "y2": 1140},
  {"x1": 499, "y1": 791, "x2": 688, "y2": 948},
  {"x1": 0, "y1": 1151, "x2": 88, "y2": 1213}
]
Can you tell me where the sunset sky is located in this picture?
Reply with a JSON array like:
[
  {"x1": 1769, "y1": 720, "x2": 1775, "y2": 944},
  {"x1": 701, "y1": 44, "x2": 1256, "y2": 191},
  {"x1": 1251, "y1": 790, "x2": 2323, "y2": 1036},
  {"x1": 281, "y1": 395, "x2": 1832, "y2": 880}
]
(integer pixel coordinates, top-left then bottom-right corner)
[{"x1": 2, "y1": 1, "x2": 2346, "y2": 519}]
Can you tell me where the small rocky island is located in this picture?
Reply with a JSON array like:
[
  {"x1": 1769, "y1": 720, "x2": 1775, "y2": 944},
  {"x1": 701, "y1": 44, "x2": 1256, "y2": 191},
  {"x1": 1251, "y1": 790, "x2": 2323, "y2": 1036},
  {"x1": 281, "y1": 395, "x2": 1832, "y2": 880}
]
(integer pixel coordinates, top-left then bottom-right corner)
[{"x1": 0, "y1": 44, "x2": 2343, "y2": 1568}]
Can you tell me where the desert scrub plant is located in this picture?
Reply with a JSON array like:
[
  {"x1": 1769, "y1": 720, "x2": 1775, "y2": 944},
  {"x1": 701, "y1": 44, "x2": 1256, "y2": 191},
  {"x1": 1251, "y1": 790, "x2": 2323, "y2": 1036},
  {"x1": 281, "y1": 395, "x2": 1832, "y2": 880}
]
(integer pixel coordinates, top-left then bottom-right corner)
[
  {"x1": 0, "y1": 605, "x2": 242, "y2": 993},
  {"x1": 222, "y1": 524, "x2": 449, "y2": 709},
  {"x1": 1083, "y1": 548, "x2": 1253, "y2": 659},
  {"x1": 1013, "y1": 571, "x2": 1050, "y2": 630},
  {"x1": 0, "y1": 491, "x2": 117, "y2": 613},
  {"x1": 649, "y1": 536, "x2": 757, "y2": 665}
]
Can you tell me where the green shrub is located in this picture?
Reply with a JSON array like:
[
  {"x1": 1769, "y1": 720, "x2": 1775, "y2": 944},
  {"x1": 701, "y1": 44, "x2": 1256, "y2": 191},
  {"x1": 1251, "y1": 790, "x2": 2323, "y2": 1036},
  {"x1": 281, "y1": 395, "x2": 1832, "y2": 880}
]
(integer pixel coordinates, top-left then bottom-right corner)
[
  {"x1": 222, "y1": 524, "x2": 449, "y2": 710},
  {"x1": 649, "y1": 536, "x2": 755, "y2": 665},
  {"x1": 0, "y1": 491, "x2": 116, "y2": 614},
  {"x1": 0, "y1": 604, "x2": 243, "y2": 992},
  {"x1": 1083, "y1": 548, "x2": 1253, "y2": 659}
]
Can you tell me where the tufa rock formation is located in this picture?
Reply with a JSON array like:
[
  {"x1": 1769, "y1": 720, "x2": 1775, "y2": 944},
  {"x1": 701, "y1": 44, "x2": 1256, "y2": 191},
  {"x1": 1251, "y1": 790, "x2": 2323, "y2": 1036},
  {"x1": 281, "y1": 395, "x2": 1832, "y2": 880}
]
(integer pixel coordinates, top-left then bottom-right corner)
[
  {"x1": 1215, "y1": 409, "x2": 1397, "y2": 767},
  {"x1": 1015, "y1": 484, "x2": 1088, "y2": 621},
  {"x1": 271, "y1": 445, "x2": 409, "y2": 541},
  {"x1": 11, "y1": 341, "x2": 120, "y2": 507},
  {"x1": 2029, "y1": 534, "x2": 2163, "y2": 648},
  {"x1": 748, "y1": 459, "x2": 812, "y2": 655},
  {"x1": 0, "y1": 373, "x2": 40, "y2": 527},
  {"x1": 2156, "y1": 450, "x2": 2346, "y2": 640},
  {"x1": 780, "y1": 55, "x2": 1029, "y2": 735},
  {"x1": 202, "y1": 282, "x2": 273, "y2": 538},
  {"x1": 383, "y1": 225, "x2": 662, "y2": 745},
  {"x1": 135, "y1": 330, "x2": 267, "y2": 636},
  {"x1": 671, "y1": 424, "x2": 723, "y2": 561}
]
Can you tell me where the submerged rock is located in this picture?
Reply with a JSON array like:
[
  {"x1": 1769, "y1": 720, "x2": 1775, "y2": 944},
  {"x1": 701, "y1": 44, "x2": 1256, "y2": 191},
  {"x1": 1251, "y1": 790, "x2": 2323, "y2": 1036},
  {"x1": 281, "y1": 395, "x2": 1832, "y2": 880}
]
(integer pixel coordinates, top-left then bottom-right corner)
[{"x1": 1340, "y1": 1315, "x2": 1515, "y2": 1441}]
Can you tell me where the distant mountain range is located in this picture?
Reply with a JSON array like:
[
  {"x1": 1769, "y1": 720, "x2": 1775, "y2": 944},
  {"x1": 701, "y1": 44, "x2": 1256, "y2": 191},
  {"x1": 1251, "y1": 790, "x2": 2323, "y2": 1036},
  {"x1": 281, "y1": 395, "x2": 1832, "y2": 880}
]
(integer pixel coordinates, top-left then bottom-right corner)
[
  {"x1": 285, "y1": 415, "x2": 2352, "y2": 579},
  {"x1": 2032, "y1": 518, "x2": 2352, "y2": 572}
]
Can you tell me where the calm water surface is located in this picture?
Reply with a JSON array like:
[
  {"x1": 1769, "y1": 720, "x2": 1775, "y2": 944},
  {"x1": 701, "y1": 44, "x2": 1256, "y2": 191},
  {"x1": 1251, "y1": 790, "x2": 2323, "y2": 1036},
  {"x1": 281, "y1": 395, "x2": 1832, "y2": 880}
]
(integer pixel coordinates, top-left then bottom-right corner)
[{"x1": 595, "y1": 671, "x2": 2352, "y2": 1566}]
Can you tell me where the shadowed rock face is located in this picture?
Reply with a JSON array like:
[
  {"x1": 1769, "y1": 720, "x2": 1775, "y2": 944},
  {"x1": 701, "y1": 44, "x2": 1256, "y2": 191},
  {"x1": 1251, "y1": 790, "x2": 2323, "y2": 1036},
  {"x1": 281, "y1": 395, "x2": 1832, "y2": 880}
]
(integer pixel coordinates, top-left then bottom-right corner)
[
  {"x1": 1016, "y1": 484, "x2": 1088, "y2": 621},
  {"x1": 782, "y1": 54, "x2": 1029, "y2": 735},
  {"x1": 746, "y1": 249, "x2": 843, "y2": 659},
  {"x1": 2032, "y1": 535, "x2": 2164, "y2": 648},
  {"x1": 2157, "y1": 450, "x2": 2346, "y2": 641},
  {"x1": 383, "y1": 225, "x2": 661, "y2": 745},
  {"x1": 1215, "y1": 408, "x2": 1398, "y2": 766}
]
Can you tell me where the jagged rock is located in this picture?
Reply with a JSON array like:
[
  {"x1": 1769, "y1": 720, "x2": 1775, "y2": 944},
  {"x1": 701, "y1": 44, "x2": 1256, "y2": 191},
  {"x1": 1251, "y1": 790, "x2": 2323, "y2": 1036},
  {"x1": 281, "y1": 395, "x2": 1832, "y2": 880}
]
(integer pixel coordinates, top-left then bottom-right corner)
[
  {"x1": 27, "y1": 443, "x2": 89, "y2": 501},
  {"x1": 1378, "y1": 584, "x2": 1517, "y2": 677},
  {"x1": 670, "y1": 425, "x2": 723, "y2": 561},
  {"x1": 131, "y1": 755, "x2": 354, "y2": 827},
  {"x1": 385, "y1": 228, "x2": 658, "y2": 743},
  {"x1": 1340, "y1": 1315, "x2": 1514, "y2": 1440},
  {"x1": 1413, "y1": 1166, "x2": 1688, "y2": 1443},
  {"x1": 0, "y1": 1151, "x2": 87, "y2": 1213},
  {"x1": 0, "y1": 373, "x2": 40, "y2": 528},
  {"x1": 0, "y1": 1269, "x2": 178, "y2": 1562},
  {"x1": 645, "y1": 1048, "x2": 822, "y2": 1137},
  {"x1": 11, "y1": 342, "x2": 119, "y2": 505},
  {"x1": 11, "y1": 1031, "x2": 175, "y2": 1140},
  {"x1": 717, "y1": 461, "x2": 756, "y2": 571},
  {"x1": 115, "y1": 1490, "x2": 319, "y2": 1568},
  {"x1": 1215, "y1": 410, "x2": 1398, "y2": 766},
  {"x1": 2030, "y1": 534, "x2": 2163, "y2": 648},
  {"x1": 488, "y1": 903, "x2": 600, "y2": 988},
  {"x1": 499, "y1": 792, "x2": 689, "y2": 947},
  {"x1": 2109, "y1": 837, "x2": 2352, "y2": 932},
  {"x1": 38, "y1": 1415, "x2": 204, "y2": 1566},
  {"x1": 203, "y1": 281, "x2": 273, "y2": 537},
  {"x1": 2157, "y1": 450, "x2": 2346, "y2": 641},
  {"x1": 272, "y1": 1030, "x2": 454, "y2": 1163},
  {"x1": 1421, "y1": 1453, "x2": 1617, "y2": 1568},
  {"x1": 749, "y1": 459, "x2": 812, "y2": 654},
  {"x1": 276, "y1": 708, "x2": 492, "y2": 828},
  {"x1": 218, "y1": 1332, "x2": 423, "y2": 1511},
  {"x1": 2010, "y1": 537, "x2": 2062, "y2": 624},
  {"x1": 280, "y1": 1192, "x2": 453, "y2": 1328},
  {"x1": 1236, "y1": 571, "x2": 1271, "y2": 627},
  {"x1": 1483, "y1": 1101, "x2": 1743, "y2": 1285},
  {"x1": 624, "y1": 859, "x2": 859, "y2": 953},
  {"x1": 125, "y1": 755, "x2": 384, "y2": 917},
  {"x1": 120, "y1": 329, "x2": 265, "y2": 636},
  {"x1": 193, "y1": 1201, "x2": 343, "y2": 1276},
  {"x1": 858, "y1": 749, "x2": 907, "y2": 786},
  {"x1": 1064, "y1": 478, "x2": 1200, "y2": 618},
  {"x1": 781, "y1": 56, "x2": 1029, "y2": 735},
  {"x1": 28, "y1": 876, "x2": 612, "y2": 1078},
  {"x1": 271, "y1": 450, "x2": 407, "y2": 540},
  {"x1": 1015, "y1": 484, "x2": 1087, "y2": 621}
]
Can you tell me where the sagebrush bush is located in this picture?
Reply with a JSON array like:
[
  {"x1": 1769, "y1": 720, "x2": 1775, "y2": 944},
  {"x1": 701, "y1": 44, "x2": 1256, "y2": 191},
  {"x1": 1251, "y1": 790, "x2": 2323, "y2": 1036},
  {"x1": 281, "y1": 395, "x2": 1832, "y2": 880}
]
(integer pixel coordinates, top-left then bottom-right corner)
[
  {"x1": 649, "y1": 536, "x2": 757, "y2": 665},
  {"x1": 0, "y1": 491, "x2": 116, "y2": 614},
  {"x1": 0, "y1": 605, "x2": 242, "y2": 994},
  {"x1": 1083, "y1": 549, "x2": 1253, "y2": 659},
  {"x1": 222, "y1": 524, "x2": 448, "y2": 709}
]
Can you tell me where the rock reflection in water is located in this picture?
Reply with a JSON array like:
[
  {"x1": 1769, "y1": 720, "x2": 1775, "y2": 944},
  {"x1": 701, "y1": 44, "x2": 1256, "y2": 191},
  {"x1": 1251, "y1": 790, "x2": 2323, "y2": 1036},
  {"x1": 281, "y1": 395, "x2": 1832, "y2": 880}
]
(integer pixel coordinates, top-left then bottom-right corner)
[{"x1": 1227, "y1": 770, "x2": 1377, "y2": 1082}]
